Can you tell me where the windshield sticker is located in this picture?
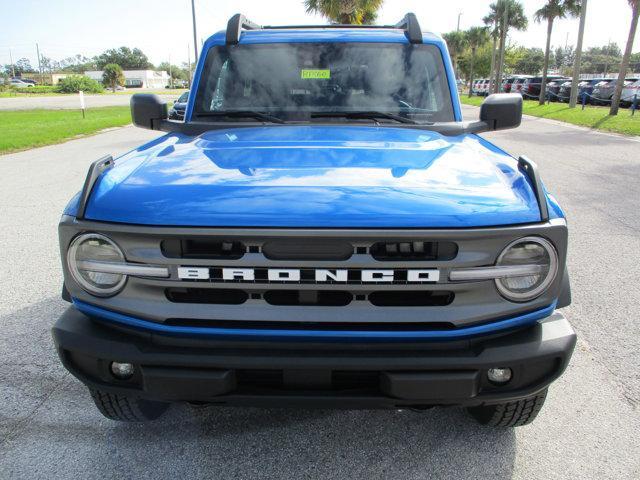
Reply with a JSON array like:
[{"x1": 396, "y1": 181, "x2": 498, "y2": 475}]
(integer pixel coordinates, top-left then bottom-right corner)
[{"x1": 301, "y1": 69, "x2": 331, "y2": 79}]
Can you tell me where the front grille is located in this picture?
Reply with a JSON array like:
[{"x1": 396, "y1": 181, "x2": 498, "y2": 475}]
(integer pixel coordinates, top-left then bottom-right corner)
[{"x1": 60, "y1": 219, "x2": 568, "y2": 330}]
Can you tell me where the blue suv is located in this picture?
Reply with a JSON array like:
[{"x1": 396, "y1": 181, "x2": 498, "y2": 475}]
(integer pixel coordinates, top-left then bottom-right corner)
[{"x1": 52, "y1": 13, "x2": 575, "y2": 426}]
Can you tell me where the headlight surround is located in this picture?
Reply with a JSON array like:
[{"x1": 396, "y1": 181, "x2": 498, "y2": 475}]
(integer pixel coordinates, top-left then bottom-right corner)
[
  {"x1": 67, "y1": 233, "x2": 127, "y2": 296},
  {"x1": 495, "y1": 236, "x2": 558, "y2": 302}
]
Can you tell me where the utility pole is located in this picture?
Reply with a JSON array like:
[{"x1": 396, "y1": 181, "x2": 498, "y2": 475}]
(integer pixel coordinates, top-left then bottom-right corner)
[
  {"x1": 169, "y1": 54, "x2": 173, "y2": 88},
  {"x1": 570, "y1": 0, "x2": 588, "y2": 108},
  {"x1": 191, "y1": 0, "x2": 198, "y2": 62},
  {"x1": 187, "y1": 43, "x2": 192, "y2": 88},
  {"x1": 36, "y1": 43, "x2": 43, "y2": 85},
  {"x1": 457, "y1": 12, "x2": 462, "y2": 31},
  {"x1": 9, "y1": 48, "x2": 15, "y2": 77}
]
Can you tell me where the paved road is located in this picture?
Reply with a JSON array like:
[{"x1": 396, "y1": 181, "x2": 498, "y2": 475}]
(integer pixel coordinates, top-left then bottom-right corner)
[
  {"x1": 0, "y1": 92, "x2": 181, "y2": 110},
  {"x1": 1, "y1": 109, "x2": 639, "y2": 479}
]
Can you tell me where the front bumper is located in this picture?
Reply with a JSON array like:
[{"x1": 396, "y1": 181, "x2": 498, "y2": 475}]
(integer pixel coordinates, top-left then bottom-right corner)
[{"x1": 52, "y1": 307, "x2": 576, "y2": 409}]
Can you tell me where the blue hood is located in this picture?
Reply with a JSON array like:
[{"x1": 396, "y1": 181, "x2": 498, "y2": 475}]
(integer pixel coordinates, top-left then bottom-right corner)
[{"x1": 77, "y1": 126, "x2": 543, "y2": 228}]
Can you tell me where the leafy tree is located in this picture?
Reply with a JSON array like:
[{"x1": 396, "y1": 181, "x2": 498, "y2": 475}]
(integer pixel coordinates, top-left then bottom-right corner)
[
  {"x1": 157, "y1": 62, "x2": 188, "y2": 84},
  {"x1": 510, "y1": 47, "x2": 548, "y2": 75},
  {"x1": 102, "y1": 63, "x2": 125, "y2": 92},
  {"x1": 60, "y1": 54, "x2": 96, "y2": 73},
  {"x1": 484, "y1": 0, "x2": 528, "y2": 92},
  {"x1": 534, "y1": 0, "x2": 581, "y2": 104},
  {"x1": 581, "y1": 44, "x2": 622, "y2": 73},
  {"x1": 464, "y1": 27, "x2": 490, "y2": 96},
  {"x1": 95, "y1": 47, "x2": 152, "y2": 70},
  {"x1": 57, "y1": 75, "x2": 104, "y2": 93},
  {"x1": 304, "y1": 0, "x2": 384, "y2": 24},
  {"x1": 443, "y1": 31, "x2": 468, "y2": 80},
  {"x1": 554, "y1": 45, "x2": 575, "y2": 73},
  {"x1": 611, "y1": 0, "x2": 640, "y2": 115}
]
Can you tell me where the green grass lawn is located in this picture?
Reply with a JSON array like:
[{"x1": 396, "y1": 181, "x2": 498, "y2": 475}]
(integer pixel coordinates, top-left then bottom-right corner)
[
  {"x1": 0, "y1": 88, "x2": 187, "y2": 98},
  {"x1": 0, "y1": 106, "x2": 132, "y2": 154},
  {"x1": 460, "y1": 96, "x2": 640, "y2": 136}
]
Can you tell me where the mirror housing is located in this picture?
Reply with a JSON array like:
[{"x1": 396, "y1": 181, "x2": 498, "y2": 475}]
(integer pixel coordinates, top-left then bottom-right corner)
[
  {"x1": 480, "y1": 93, "x2": 522, "y2": 131},
  {"x1": 131, "y1": 94, "x2": 168, "y2": 130}
]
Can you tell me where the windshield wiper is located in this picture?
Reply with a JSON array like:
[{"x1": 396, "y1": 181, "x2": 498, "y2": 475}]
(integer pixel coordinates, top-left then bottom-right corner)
[
  {"x1": 194, "y1": 110, "x2": 286, "y2": 124},
  {"x1": 311, "y1": 111, "x2": 419, "y2": 125}
]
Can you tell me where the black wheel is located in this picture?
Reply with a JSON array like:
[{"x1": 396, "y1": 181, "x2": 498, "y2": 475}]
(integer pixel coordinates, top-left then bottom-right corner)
[
  {"x1": 466, "y1": 389, "x2": 548, "y2": 427},
  {"x1": 90, "y1": 388, "x2": 169, "y2": 422}
]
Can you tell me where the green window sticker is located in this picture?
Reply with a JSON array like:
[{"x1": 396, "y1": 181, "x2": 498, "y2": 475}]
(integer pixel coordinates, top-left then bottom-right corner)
[{"x1": 301, "y1": 69, "x2": 331, "y2": 79}]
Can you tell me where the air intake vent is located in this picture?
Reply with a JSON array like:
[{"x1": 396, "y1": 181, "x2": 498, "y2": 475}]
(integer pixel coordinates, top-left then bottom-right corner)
[
  {"x1": 161, "y1": 239, "x2": 246, "y2": 259},
  {"x1": 262, "y1": 239, "x2": 353, "y2": 261},
  {"x1": 368, "y1": 291, "x2": 454, "y2": 307},
  {"x1": 264, "y1": 290, "x2": 353, "y2": 306},
  {"x1": 370, "y1": 241, "x2": 457, "y2": 261},
  {"x1": 165, "y1": 288, "x2": 248, "y2": 305}
]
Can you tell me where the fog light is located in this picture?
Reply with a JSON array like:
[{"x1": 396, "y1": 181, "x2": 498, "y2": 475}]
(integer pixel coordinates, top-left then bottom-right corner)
[
  {"x1": 110, "y1": 361, "x2": 135, "y2": 380},
  {"x1": 487, "y1": 367, "x2": 512, "y2": 384}
]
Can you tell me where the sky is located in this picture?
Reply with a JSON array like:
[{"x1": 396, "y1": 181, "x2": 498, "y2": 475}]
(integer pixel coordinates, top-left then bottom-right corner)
[{"x1": 0, "y1": 0, "x2": 637, "y2": 68}]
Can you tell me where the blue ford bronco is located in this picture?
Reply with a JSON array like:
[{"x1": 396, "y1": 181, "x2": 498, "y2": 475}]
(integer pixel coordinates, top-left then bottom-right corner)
[{"x1": 52, "y1": 13, "x2": 576, "y2": 426}]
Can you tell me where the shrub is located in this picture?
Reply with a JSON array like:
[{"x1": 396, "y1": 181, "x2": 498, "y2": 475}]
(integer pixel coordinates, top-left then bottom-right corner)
[
  {"x1": 15, "y1": 86, "x2": 58, "y2": 94},
  {"x1": 57, "y1": 75, "x2": 104, "y2": 93}
]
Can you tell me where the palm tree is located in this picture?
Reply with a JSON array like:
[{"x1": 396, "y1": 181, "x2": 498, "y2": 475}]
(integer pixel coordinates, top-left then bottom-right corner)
[
  {"x1": 465, "y1": 27, "x2": 490, "y2": 97},
  {"x1": 610, "y1": 0, "x2": 640, "y2": 115},
  {"x1": 534, "y1": 1, "x2": 581, "y2": 105},
  {"x1": 304, "y1": 0, "x2": 384, "y2": 24},
  {"x1": 484, "y1": 0, "x2": 528, "y2": 93},
  {"x1": 102, "y1": 64, "x2": 125, "y2": 92},
  {"x1": 443, "y1": 31, "x2": 468, "y2": 81}
]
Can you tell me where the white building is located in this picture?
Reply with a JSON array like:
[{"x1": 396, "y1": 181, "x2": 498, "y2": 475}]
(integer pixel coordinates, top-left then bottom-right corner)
[{"x1": 85, "y1": 70, "x2": 170, "y2": 89}]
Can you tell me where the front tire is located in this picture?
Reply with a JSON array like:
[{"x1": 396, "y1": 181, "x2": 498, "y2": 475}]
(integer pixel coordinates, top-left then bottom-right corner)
[
  {"x1": 466, "y1": 389, "x2": 548, "y2": 427},
  {"x1": 90, "y1": 389, "x2": 169, "y2": 422}
]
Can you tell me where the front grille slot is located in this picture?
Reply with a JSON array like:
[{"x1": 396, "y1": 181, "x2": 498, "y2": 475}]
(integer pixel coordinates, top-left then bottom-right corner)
[
  {"x1": 161, "y1": 238, "x2": 246, "y2": 259},
  {"x1": 370, "y1": 241, "x2": 458, "y2": 261},
  {"x1": 264, "y1": 290, "x2": 353, "y2": 306},
  {"x1": 166, "y1": 288, "x2": 248, "y2": 305},
  {"x1": 262, "y1": 239, "x2": 353, "y2": 260},
  {"x1": 369, "y1": 291, "x2": 454, "y2": 307}
]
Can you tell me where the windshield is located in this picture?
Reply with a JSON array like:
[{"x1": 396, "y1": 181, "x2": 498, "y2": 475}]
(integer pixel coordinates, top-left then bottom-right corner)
[
  {"x1": 177, "y1": 92, "x2": 189, "y2": 103},
  {"x1": 193, "y1": 43, "x2": 454, "y2": 123}
]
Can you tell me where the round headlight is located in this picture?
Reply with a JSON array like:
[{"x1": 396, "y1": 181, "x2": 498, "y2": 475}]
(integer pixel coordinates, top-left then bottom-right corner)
[
  {"x1": 495, "y1": 237, "x2": 558, "y2": 302},
  {"x1": 67, "y1": 233, "x2": 126, "y2": 296}
]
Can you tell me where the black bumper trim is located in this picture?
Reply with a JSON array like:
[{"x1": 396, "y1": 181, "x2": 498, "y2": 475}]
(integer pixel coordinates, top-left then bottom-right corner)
[{"x1": 52, "y1": 306, "x2": 576, "y2": 408}]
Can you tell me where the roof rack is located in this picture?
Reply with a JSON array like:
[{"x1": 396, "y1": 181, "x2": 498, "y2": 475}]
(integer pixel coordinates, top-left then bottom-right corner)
[{"x1": 225, "y1": 12, "x2": 423, "y2": 45}]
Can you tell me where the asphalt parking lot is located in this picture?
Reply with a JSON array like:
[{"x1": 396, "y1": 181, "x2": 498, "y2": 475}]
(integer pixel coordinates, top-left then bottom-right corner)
[{"x1": 1, "y1": 105, "x2": 639, "y2": 479}]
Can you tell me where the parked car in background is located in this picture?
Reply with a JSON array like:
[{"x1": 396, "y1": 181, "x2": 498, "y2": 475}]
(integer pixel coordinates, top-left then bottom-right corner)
[
  {"x1": 10, "y1": 79, "x2": 34, "y2": 88},
  {"x1": 557, "y1": 78, "x2": 602, "y2": 104},
  {"x1": 591, "y1": 79, "x2": 638, "y2": 106},
  {"x1": 169, "y1": 90, "x2": 189, "y2": 120},
  {"x1": 621, "y1": 79, "x2": 640, "y2": 107},
  {"x1": 11, "y1": 77, "x2": 36, "y2": 85},
  {"x1": 512, "y1": 77, "x2": 529, "y2": 95},
  {"x1": 546, "y1": 78, "x2": 571, "y2": 101},
  {"x1": 521, "y1": 75, "x2": 566, "y2": 99},
  {"x1": 479, "y1": 79, "x2": 491, "y2": 96}
]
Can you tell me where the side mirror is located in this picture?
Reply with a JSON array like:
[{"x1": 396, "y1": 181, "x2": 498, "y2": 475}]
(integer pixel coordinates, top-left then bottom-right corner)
[
  {"x1": 480, "y1": 93, "x2": 522, "y2": 131},
  {"x1": 130, "y1": 94, "x2": 168, "y2": 130}
]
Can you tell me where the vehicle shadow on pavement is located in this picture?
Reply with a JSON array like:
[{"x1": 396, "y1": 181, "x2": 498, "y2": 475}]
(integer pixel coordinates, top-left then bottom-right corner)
[{"x1": 1, "y1": 298, "x2": 516, "y2": 479}]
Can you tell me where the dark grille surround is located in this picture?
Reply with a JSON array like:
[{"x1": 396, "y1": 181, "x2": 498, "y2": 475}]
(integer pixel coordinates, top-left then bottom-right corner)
[{"x1": 59, "y1": 215, "x2": 568, "y2": 330}]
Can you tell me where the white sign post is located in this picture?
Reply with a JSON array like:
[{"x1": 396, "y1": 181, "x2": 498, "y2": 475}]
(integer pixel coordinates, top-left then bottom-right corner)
[{"x1": 79, "y1": 90, "x2": 86, "y2": 119}]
